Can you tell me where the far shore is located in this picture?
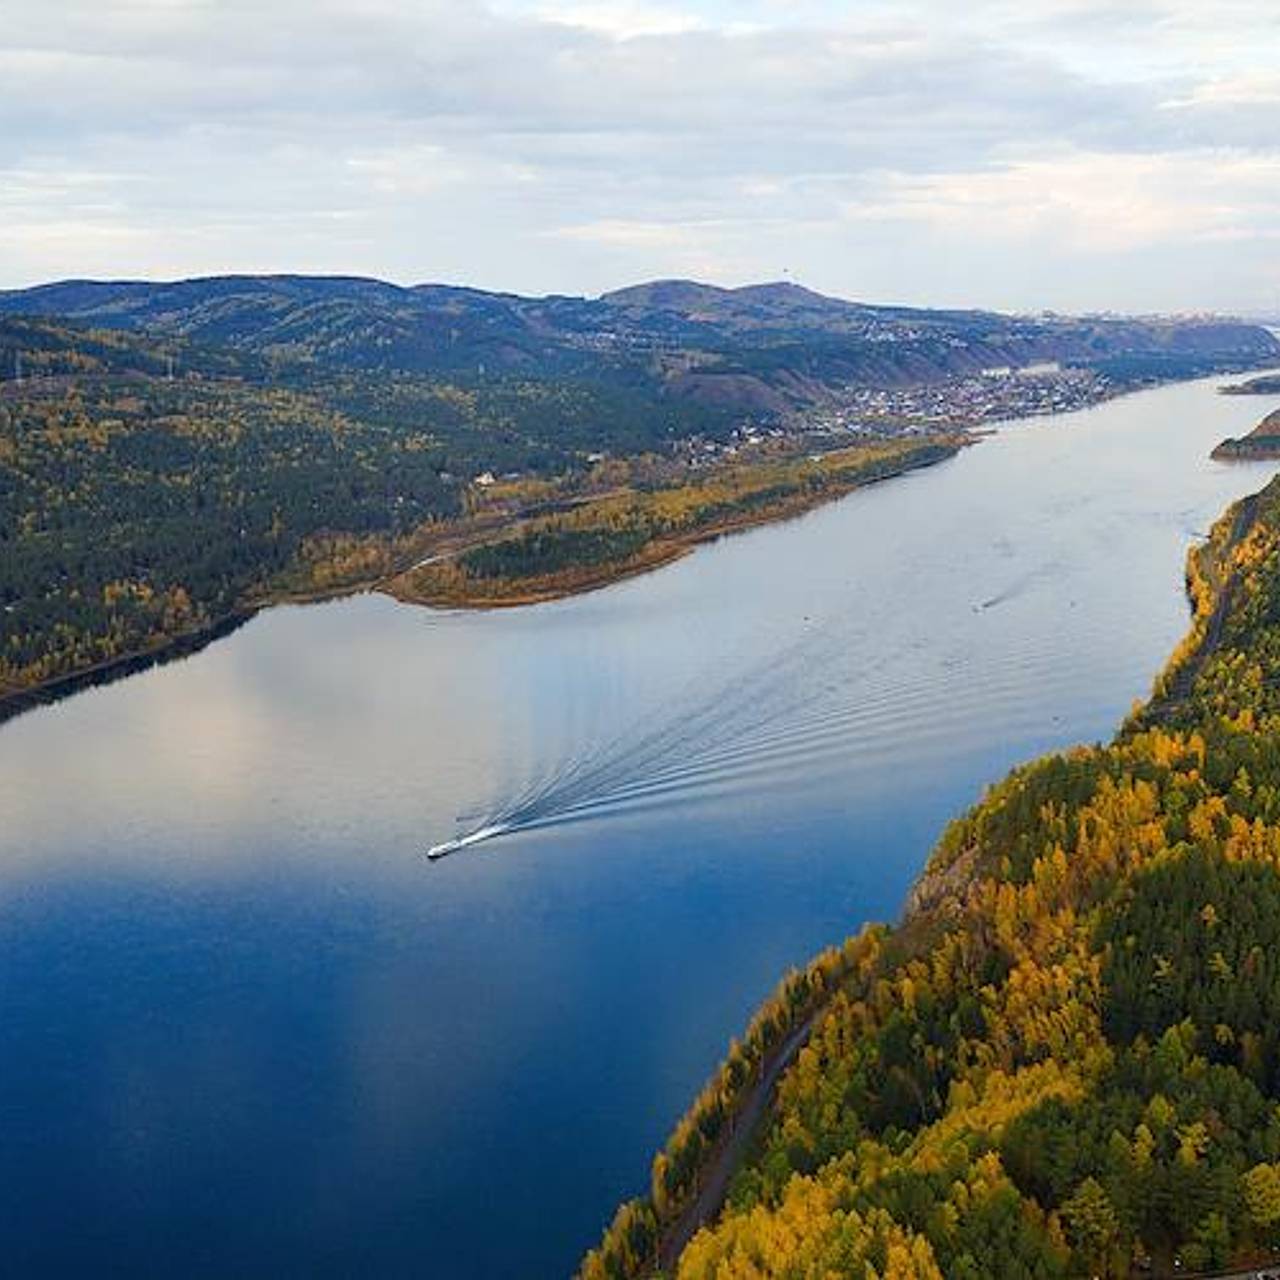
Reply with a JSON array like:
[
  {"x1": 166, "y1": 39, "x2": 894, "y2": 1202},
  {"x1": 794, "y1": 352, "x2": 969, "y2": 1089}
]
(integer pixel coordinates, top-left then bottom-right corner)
[
  {"x1": 0, "y1": 437, "x2": 967, "y2": 724},
  {"x1": 17, "y1": 360, "x2": 1262, "y2": 724},
  {"x1": 384, "y1": 440, "x2": 965, "y2": 611}
]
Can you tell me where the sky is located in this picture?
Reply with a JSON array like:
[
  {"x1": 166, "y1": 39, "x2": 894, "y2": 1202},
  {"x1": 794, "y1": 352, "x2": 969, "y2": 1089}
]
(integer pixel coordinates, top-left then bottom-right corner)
[{"x1": 3, "y1": 0, "x2": 1279, "y2": 313}]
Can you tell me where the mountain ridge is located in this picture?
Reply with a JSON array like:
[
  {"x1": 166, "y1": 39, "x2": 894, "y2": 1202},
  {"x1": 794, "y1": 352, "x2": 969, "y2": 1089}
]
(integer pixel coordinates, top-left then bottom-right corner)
[{"x1": 2, "y1": 273, "x2": 1275, "y2": 415}]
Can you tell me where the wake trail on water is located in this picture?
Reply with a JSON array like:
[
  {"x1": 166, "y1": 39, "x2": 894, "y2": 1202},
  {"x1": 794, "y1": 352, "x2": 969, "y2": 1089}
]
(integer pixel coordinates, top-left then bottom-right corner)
[
  {"x1": 424, "y1": 628, "x2": 846, "y2": 858},
  {"x1": 426, "y1": 609, "x2": 1068, "y2": 861}
]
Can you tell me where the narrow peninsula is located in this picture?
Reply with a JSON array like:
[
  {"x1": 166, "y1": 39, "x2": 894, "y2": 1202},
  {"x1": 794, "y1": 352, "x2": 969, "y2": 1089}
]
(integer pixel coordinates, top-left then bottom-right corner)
[
  {"x1": 384, "y1": 438, "x2": 963, "y2": 610},
  {"x1": 1221, "y1": 374, "x2": 1280, "y2": 396},
  {"x1": 1212, "y1": 407, "x2": 1280, "y2": 460}
]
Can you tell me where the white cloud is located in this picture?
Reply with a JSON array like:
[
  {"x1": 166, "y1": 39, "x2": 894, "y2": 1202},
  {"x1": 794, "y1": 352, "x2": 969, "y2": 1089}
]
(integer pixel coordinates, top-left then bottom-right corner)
[
  {"x1": 1, "y1": 0, "x2": 1278, "y2": 310},
  {"x1": 524, "y1": 1, "x2": 708, "y2": 38},
  {"x1": 543, "y1": 218, "x2": 703, "y2": 246},
  {"x1": 845, "y1": 149, "x2": 1280, "y2": 254},
  {"x1": 1163, "y1": 73, "x2": 1280, "y2": 109}
]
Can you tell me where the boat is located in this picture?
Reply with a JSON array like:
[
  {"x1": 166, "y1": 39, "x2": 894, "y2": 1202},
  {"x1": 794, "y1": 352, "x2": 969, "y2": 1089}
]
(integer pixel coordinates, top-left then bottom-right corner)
[
  {"x1": 425, "y1": 822, "x2": 512, "y2": 861},
  {"x1": 426, "y1": 838, "x2": 464, "y2": 861}
]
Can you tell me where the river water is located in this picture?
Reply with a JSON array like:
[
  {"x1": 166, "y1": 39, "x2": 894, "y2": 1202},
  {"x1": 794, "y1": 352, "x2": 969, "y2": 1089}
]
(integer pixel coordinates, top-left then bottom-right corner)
[{"x1": 2, "y1": 374, "x2": 1277, "y2": 1276}]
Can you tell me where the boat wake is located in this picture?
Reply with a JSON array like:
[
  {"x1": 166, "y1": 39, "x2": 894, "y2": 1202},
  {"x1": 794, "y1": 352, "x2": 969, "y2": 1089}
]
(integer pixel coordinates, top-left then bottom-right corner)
[
  {"x1": 425, "y1": 624, "x2": 884, "y2": 862},
  {"x1": 425, "y1": 597, "x2": 1077, "y2": 864}
]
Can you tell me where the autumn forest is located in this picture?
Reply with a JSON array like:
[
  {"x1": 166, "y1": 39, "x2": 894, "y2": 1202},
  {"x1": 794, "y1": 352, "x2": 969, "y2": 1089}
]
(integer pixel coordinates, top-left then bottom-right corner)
[{"x1": 581, "y1": 466, "x2": 1280, "y2": 1277}]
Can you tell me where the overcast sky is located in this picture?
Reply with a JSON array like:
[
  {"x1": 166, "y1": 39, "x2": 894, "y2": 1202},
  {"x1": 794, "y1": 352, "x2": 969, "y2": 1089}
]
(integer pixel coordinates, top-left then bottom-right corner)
[{"x1": 4, "y1": 0, "x2": 1279, "y2": 312}]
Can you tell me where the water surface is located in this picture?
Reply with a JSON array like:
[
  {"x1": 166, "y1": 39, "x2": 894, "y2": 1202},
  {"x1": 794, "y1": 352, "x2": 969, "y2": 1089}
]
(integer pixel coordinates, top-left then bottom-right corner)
[{"x1": 2, "y1": 374, "x2": 1278, "y2": 1276}]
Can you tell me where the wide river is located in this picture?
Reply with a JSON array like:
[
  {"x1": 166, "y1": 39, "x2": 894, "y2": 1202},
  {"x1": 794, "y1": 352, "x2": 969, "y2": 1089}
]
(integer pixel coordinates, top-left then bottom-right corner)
[{"x1": 2, "y1": 374, "x2": 1279, "y2": 1276}]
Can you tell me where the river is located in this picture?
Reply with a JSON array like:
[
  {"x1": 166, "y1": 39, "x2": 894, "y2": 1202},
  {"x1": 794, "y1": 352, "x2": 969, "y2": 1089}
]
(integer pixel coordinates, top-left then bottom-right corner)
[{"x1": 1, "y1": 374, "x2": 1277, "y2": 1276}]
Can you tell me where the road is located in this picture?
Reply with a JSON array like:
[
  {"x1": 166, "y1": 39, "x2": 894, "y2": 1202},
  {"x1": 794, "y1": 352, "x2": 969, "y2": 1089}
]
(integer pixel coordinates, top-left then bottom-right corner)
[{"x1": 656, "y1": 1011, "x2": 818, "y2": 1274}]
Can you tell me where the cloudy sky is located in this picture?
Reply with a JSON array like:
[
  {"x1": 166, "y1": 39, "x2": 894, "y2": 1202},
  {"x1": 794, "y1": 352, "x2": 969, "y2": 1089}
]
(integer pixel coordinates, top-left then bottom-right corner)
[{"x1": 4, "y1": 0, "x2": 1279, "y2": 312}]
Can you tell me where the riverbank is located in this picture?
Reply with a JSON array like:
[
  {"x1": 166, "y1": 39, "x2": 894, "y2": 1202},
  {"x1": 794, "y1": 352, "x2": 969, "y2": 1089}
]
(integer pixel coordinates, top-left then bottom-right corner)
[
  {"x1": 0, "y1": 435, "x2": 965, "y2": 724},
  {"x1": 0, "y1": 611, "x2": 257, "y2": 727},
  {"x1": 385, "y1": 437, "x2": 966, "y2": 611},
  {"x1": 7, "y1": 361, "x2": 1273, "y2": 727},
  {"x1": 7, "y1": 367, "x2": 1276, "y2": 1279},
  {"x1": 583, "y1": 470, "x2": 1280, "y2": 1277}
]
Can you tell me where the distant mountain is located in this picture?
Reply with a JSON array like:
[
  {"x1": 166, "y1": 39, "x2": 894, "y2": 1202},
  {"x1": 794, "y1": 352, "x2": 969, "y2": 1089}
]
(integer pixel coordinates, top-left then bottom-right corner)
[
  {"x1": 0, "y1": 274, "x2": 1276, "y2": 415},
  {"x1": 0, "y1": 275, "x2": 583, "y2": 376},
  {"x1": 600, "y1": 278, "x2": 988, "y2": 332},
  {"x1": 2, "y1": 273, "x2": 1278, "y2": 716}
]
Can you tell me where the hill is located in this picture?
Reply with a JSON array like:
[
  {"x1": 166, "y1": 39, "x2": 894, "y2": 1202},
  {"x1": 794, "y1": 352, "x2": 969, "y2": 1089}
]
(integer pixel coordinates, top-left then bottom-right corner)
[
  {"x1": 0, "y1": 313, "x2": 728, "y2": 706},
  {"x1": 583, "y1": 473, "x2": 1280, "y2": 1278},
  {"x1": 2, "y1": 275, "x2": 1275, "y2": 415},
  {"x1": 0, "y1": 313, "x2": 264, "y2": 381},
  {"x1": 2, "y1": 276, "x2": 1277, "y2": 714}
]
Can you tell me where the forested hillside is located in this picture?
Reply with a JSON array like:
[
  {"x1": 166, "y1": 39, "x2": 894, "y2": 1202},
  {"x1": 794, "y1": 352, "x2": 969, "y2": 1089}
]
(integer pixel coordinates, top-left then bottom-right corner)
[
  {"x1": 583, "y1": 473, "x2": 1280, "y2": 1278},
  {"x1": 389, "y1": 438, "x2": 961, "y2": 608},
  {"x1": 3, "y1": 275, "x2": 1275, "y2": 415},
  {"x1": 0, "y1": 316, "x2": 726, "y2": 698},
  {"x1": 2, "y1": 277, "x2": 1276, "y2": 710}
]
